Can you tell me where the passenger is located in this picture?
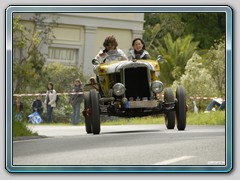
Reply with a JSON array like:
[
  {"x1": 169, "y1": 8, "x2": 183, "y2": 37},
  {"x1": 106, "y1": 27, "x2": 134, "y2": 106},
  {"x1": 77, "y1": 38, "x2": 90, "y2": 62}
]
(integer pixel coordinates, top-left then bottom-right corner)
[
  {"x1": 129, "y1": 38, "x2": 151, "y2": 60},
  {"x1": 95, "y1": 35, "x2": 127, "y2": 61}
]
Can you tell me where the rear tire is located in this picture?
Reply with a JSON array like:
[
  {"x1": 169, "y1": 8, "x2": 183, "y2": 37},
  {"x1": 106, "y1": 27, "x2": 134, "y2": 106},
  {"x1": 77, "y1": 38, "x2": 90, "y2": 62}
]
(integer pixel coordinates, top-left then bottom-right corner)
[
  {"x1": 83, "y1": 92, "x2": 92, "y2": 134},
  {"x1": 90, "y1": 89, "x2": 101, "y2": 135},
  {"x1": 175, "y1": 86, "x2": 186, "y2": 130},
  {"x1": 164, "y1": 88, "x2": 175, "y2": 129}
]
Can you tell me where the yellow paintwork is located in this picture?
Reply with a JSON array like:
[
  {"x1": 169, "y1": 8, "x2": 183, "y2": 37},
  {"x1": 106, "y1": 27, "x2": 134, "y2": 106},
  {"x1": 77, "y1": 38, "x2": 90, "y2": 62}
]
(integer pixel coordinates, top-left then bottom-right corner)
[
  {"x1": 98, "y1": 61, "x2": 120, "y2": 75},
  {"x1": 97, "y1": 60, "x2": 161, "y2": 96}
]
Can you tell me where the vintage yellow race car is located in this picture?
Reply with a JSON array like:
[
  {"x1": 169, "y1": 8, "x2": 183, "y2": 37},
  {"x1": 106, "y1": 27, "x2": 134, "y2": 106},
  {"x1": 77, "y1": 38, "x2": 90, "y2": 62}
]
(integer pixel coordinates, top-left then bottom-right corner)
[{"x1": 83, "y1": 54, "x2": 186, "y2": 134}]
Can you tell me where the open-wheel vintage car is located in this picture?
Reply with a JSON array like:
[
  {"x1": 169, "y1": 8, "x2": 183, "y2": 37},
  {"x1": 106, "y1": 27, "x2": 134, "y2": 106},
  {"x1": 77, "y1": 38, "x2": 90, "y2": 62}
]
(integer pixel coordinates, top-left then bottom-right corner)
[{"x1": 82, "y1": 54, "x2": 186, "y2": 135}]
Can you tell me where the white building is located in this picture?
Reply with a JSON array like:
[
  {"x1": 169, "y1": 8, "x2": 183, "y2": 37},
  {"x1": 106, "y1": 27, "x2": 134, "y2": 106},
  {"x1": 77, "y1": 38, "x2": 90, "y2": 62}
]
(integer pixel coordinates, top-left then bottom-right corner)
[{"x1": 14, "y1": 13, "x2": 145, "y2": 77}]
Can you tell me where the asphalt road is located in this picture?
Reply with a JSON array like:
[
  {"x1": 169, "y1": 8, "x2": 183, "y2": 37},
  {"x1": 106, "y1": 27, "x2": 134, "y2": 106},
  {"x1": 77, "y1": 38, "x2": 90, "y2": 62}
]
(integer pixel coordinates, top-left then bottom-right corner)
[{"x1": 13, "y1": 125, "x2": 225, "y2": 166}]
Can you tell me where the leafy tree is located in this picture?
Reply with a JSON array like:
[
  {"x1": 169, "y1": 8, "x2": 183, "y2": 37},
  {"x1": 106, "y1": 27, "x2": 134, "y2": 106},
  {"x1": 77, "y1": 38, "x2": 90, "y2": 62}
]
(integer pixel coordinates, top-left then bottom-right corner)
[
  {"x1": 181, "y1": 13, "x2": 226, "y2": 49},
  {"x1": 12, "y1": 14, "x2": 87, "y2": 123},
  {"x1": 143, "y1": 13, "x2": 226, "y2": 87},
  {"x1": 42, "y1": 62, "x2": 87, "y2": 93},
  {"x1": 144, "y1": 13, "x2": 185, "y2": 51},
  {"x1": 173, "y1": 53, "x2": 219, "y2": 112},
  {"x1": 13, "y1": 14, "x2": 57, "y2": 93},
  {"x1": 174, "y1": 52, "x2": 218, "y2": 97},
  {"x1": 156, "y1": 33, "x2": 199, "y2": 86},
  {"x1": 203, "y1": 38, "x2": 225, "y2": 96},
  {"x1": 144, "y1": 13, "x2": 226, "y2": 52}
]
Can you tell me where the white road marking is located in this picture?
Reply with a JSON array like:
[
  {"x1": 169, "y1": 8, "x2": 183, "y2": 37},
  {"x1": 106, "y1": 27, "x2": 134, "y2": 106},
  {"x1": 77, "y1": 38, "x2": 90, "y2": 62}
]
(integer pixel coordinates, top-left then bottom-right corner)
[{"x1": 153, "y1": 156, "x2": 195, "y2": 165}]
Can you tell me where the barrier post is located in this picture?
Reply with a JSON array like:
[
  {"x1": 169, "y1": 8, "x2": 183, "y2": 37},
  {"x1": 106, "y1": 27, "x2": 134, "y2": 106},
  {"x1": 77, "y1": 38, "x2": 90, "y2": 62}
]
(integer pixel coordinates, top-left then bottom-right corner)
[{"x1": 16, "y1": 96, "x2": 21, "y2": 113}]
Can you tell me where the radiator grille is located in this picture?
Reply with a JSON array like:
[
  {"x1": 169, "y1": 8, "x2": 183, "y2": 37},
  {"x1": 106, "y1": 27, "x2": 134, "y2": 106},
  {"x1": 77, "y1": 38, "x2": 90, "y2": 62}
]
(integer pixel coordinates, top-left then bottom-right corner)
[{"x1": 124, "y1": 67, "x2": 150, "y2": 100}]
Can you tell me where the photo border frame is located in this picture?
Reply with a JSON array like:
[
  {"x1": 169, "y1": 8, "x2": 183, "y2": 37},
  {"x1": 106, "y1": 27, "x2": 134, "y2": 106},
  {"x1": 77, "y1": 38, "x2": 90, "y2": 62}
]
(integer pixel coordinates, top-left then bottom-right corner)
[{"x1": 5, "y1": 5, "x2": 233, "y2": 173}]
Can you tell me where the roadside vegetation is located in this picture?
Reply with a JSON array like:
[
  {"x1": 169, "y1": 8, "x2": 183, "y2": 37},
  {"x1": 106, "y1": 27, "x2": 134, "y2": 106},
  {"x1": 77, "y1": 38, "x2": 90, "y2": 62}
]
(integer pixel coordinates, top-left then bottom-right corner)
[
  {"x1": 13, "y1": 120, "x2": 38, "y2": 137},
  {"x1": 102, "y1": 111, "x2": 225, "y2": 126}
]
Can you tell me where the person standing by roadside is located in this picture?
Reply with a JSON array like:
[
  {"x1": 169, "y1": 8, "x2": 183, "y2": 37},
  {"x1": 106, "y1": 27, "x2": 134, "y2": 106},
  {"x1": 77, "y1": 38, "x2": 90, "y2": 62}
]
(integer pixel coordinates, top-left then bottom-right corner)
[
  {"x1": 70, "y1": 79, "x2": 84, "y2": 125},
  {"x1": 45, "y1": 82, "x2": 57, "y2": 123}
]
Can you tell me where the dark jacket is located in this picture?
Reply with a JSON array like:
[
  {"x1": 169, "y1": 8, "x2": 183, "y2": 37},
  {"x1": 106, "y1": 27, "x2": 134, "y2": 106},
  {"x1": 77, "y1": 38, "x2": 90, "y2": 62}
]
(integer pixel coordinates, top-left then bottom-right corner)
[{"x1": 32, "y1": 99, "x2": 43, "y2": 114}]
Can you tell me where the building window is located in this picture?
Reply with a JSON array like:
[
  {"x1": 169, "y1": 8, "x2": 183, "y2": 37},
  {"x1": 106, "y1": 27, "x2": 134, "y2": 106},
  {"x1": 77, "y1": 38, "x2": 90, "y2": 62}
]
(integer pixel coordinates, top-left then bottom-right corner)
[{"x1": 48, "y1": 47, "x2": 77, "y2": 65}]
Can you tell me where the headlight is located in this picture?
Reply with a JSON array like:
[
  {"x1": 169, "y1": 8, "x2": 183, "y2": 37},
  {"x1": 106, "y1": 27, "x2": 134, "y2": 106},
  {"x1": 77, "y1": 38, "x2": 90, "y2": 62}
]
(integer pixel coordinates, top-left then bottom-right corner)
[
  {"x1": 113, "y1": 83, "x2": 125, "y2": 96},
  {"x1": 151, "y1": 81, "x2": 164, "y2": 93}
]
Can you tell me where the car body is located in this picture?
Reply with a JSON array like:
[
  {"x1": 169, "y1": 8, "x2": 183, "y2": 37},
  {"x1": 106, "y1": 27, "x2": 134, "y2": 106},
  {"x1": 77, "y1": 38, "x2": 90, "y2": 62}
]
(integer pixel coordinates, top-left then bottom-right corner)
[{"x1": 83, "y1": 54, "x2": 186, "y2": 134}]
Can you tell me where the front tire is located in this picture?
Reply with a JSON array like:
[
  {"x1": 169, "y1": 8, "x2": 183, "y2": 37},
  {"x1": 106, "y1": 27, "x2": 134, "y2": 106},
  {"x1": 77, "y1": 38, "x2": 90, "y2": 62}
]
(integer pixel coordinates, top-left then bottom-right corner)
[
  {"x1": 89, "y1": 89, "x2": 101, "y2": 135},
  {"x1": 164, "y1": 88, "x2": 175, "y2": 129},
  {"x1": 175, "y1": 86, "x2": 186, "y2": 130},
  {"x1": 83, "y1": 92, "x2": 92, "y2": 134}
]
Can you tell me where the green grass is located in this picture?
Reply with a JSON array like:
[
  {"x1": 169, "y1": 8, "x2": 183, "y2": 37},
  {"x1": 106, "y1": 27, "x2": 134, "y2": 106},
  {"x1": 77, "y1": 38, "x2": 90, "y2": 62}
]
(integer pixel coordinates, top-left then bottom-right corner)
[
  {"x1": 13, "y1": 120, "x2": 38, "y2": 137},
  {"x1": 102, "y1": 116, "x2": 164, "y2": 126},
  {"x1": 101, "y1": 111, "x2": 226, "y2": 126},
  {"x1": 186, "y1": 111, "x2": 225, "y2": 125}
]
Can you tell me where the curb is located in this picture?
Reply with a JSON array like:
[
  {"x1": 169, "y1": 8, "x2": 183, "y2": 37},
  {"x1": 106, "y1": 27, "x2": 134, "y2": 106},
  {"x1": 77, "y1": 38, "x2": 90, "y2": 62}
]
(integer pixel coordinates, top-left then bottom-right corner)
[{"x1": 13, "y1": 135, "x2": 48, "y2": 141}]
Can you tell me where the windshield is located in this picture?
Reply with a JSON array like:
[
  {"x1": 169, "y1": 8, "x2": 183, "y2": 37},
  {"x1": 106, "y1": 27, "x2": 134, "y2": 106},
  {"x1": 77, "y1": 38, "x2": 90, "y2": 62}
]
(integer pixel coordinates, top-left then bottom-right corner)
[
  {"x1": 105, "y1": 54, "x2": 127, "y2": 61},
  {"x1": 103, "y1": 54, "x2": 128, "y2": 63}
]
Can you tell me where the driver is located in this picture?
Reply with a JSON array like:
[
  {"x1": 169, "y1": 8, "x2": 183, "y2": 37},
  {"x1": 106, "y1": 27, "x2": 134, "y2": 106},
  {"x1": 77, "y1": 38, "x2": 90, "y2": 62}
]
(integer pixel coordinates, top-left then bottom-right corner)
[{"x1": 95, "y1": 35, "x2": 127, "y2": 62}]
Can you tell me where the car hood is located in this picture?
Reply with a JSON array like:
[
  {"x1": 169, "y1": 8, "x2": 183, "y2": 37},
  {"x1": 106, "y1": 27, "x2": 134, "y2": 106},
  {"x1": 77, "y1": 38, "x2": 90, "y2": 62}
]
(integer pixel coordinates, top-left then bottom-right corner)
[{"x1": 98, "y1": 60, "x2": 159, "y2": 74}]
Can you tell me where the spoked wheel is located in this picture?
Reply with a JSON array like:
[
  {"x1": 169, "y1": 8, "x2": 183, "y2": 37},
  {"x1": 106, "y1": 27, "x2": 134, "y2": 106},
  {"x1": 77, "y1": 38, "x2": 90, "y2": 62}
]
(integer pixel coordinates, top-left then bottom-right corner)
[
  {"x1": 89, "y1": 89, "x2": 101, "y2": 135},
  {"x1": 175, "y1": 86, "x2": 186, "y2": 130},
  {"x1": 83, "y1": 92, "x2": 92, "y2": 134},
  {"x1": 164, "y1": 88, "x2": 175, "y2": 129}
]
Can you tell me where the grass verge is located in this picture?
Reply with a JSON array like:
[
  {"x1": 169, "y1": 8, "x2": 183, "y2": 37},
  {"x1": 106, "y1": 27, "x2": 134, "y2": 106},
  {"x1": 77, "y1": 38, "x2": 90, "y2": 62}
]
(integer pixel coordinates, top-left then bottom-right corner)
[
  {"x1": 101, "y1": 111, "x2": 225, "y2": 126},
  {"x1": 13, "y1": 120, "x2": 38, "y2": 137}
]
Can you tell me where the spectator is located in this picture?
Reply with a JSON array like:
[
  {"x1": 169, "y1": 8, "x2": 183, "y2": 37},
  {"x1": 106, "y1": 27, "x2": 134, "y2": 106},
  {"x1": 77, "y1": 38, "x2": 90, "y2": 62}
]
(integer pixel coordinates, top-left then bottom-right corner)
[
  {"x1": 45, "y1": 82, "x2": 57, "y2": 123},
  {"x1": 70, "y1": 79, "x2": 84, "y2": 125},
  {"x1": 193, "y1": 100, "x2": 198, "y2": 114},
  {"x1": 204, "y1": 97, "x2": 226, "y2": 113},
  {"x1": 129, "y1": 38, "x2": 151, "y2": 60},
  {"x1": 31, "y1": 94, "x2": 43, "y2": 117},
  {"x1": 84, "y1": 77, "x2": 99, "y2": 91},
  {"x1": 95, "y1": 35, "x2": 127, "y2": 62}
]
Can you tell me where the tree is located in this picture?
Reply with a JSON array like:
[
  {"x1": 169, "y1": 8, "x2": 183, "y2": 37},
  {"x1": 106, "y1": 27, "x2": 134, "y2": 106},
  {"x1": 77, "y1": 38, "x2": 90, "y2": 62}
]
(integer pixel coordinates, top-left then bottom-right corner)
[
  {"x1": 173, "y1": 51, "x2": 225, "y2": 111},
  {"x1": 203, "y1": 38, "x2": 225, "y2": 96},
  {"x1": 156, "y1": 33, "x2": 199, "y2": 86},
  {"x1": 174, "y1": 52, "x2": 218, "y2": 97},
  {"x1": 13, "y1": 14, "x2": 57, "y2": 93},
  {"x1": 181, "y1": 13, "x2": 226, "y2": 49},
  {"x1": 143, "y1": 13, "x2": 226, "y2": 53},
  {"x1": 144, "y1": 13, "x2": 185, "y2": 51},
  {"x1": 42, "y1": 62, "x2": 87, "y2": 93}
]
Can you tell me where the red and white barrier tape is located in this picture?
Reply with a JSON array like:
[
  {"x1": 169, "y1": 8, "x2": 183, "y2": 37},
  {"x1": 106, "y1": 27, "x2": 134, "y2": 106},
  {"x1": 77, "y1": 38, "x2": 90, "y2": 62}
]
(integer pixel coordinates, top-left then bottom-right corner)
[
  {"x1": 189, "y1": 96, "x2": 216, "y2": 100},
  {"x1": 13, "y1": 93, "x2": 217, "y2": 101},
  {"x1": 13, "y1": 92, "x2": 84, "y2": 97}
]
